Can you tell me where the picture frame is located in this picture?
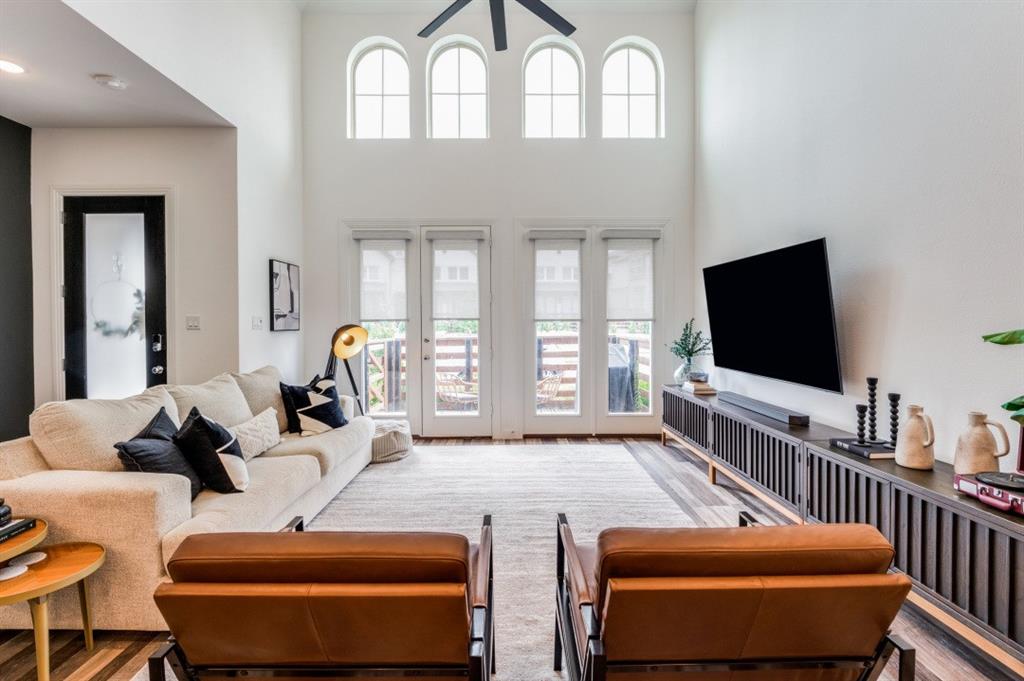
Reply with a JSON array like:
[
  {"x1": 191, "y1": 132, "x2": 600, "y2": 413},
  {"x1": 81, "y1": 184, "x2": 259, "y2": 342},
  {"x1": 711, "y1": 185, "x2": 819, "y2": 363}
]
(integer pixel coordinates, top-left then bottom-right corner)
[{"x1": 269, "y1": 259, "x2": 300, "y2": 331}]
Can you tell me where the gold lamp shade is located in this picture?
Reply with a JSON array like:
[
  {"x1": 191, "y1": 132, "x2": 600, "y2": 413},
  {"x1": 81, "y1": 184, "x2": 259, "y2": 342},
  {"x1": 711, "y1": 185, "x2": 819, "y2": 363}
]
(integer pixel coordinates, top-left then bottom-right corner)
[{"x1": 331, "y1": 324, "x2": 368, "y2": 360}]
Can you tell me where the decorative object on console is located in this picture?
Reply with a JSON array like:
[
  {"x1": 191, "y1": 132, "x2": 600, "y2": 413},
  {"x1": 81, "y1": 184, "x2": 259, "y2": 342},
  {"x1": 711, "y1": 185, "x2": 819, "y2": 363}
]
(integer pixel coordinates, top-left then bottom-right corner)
[
  {"x1": 174, "y1": 407, "x2": 249, "y2": 493},
  {"x1": 894, "y1": 405, "x2": 935, "y2": 470},
  {"x1": 953, "y1": 411, "x2": 1010, "y2": 475},
  {"x1": 670, "y1": 318, "x2": 712, "y2": 384},
  {"x1": 954, "y1": 425, "x2": 1024, "y2": 516},
  {"x1": 115, "y1": 407, "x2": 203, "y2": 500},
  {"x1": 866, "y1": 377, "x2": 882, "y2": 442},
  {"x1": 269, "y1": 259, "x2": 300, "y2": 331},
  {"x1": 888, "y1": 392, "x2": 901, "y2": 446},
  {"x1": 324, "y1": 324, "x2": 368, "y2": 416},
  {"x1": 682, "y1": 379, "x2": 716, "y2": 396},
  {"x1": 982, "y1": 327, "x2": 1024, "y2": 465},
  {"x1": 829, "y1": 388, "x2": 897, "y2": 459},
  {"x1": 280, "y1": 377, "x2": 349, "y2": 436}
]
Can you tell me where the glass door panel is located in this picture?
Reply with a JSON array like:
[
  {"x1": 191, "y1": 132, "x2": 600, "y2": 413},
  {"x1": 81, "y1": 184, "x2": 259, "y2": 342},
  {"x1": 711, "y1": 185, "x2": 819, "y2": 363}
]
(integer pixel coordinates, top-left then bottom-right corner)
[{"x1": 359, "y1": 240, "x2": 410, "y2": 417}]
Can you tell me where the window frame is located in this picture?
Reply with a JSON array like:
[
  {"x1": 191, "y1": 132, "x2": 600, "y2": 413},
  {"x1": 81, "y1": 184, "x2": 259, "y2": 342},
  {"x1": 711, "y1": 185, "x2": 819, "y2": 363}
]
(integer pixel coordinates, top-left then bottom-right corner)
[
  {"x1": 347, "y1": 38, "x2": 411, "y2": 140},
  {"x1": 601, "y1": 37, "x2": 665, "y2": 139},
  {"x1": 427, "y1": 36, "x2": 490, "y2": 140},
  {"x1": 522, "y1": 37, "x2": 586, "y2": 139}
]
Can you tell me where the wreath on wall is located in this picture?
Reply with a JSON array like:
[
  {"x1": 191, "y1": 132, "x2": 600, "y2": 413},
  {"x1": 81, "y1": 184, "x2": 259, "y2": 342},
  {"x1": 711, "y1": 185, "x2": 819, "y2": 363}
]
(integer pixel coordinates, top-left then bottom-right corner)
[{"x1": 90, "y1": 253, "x2": 146, "y2": 339}]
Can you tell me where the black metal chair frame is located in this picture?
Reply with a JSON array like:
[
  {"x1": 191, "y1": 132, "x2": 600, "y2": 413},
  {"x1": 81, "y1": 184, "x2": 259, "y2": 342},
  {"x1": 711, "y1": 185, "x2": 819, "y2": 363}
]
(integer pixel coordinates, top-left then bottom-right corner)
[
  {"x1": 150, "y1": 516, "x2": 495, "y2": 681},
  {"x1": 554, "y1": 512, "x2": 916, "y2": 681}
]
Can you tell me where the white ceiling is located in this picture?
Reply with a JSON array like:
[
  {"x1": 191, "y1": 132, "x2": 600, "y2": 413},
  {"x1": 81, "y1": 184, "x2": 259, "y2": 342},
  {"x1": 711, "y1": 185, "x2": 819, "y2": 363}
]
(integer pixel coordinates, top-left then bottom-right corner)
[
  {"x1": 0, "y1": 0, "x2": 229, "y2": 128},
  {"x1": 302, "y1": 0, "x2": 697, "y2": 14}
]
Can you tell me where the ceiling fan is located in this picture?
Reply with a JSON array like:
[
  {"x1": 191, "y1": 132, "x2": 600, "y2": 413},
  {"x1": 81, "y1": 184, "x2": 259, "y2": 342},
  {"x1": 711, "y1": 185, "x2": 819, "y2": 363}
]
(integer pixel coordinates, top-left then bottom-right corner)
[{"x1": 418, "y1": 0, "x2": 577, "y2": 52}]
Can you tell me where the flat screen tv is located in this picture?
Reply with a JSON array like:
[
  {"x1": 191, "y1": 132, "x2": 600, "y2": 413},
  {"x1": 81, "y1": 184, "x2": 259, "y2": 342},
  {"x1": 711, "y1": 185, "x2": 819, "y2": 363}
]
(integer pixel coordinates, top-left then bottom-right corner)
[{"x1": 702, "y1": 238, "x2": 843, "y2": 393}]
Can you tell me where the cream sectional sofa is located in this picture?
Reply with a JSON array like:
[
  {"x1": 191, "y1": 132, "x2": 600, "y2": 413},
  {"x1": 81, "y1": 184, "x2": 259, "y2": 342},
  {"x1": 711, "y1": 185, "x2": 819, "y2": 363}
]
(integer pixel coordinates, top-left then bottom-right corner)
[{"x1": 0, "y1": 366, "x2": 374, "y2": 631}]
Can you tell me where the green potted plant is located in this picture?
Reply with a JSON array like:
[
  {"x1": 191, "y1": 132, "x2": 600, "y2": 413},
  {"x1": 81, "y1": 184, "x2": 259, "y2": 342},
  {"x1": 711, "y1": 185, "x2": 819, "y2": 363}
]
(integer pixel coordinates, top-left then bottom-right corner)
[
  {"x1": 670, "y1": 318, "x2": 712, "y2": 384},
  {"x1": 983, "y1": 328, "x2": 1024, "y2": 462}
]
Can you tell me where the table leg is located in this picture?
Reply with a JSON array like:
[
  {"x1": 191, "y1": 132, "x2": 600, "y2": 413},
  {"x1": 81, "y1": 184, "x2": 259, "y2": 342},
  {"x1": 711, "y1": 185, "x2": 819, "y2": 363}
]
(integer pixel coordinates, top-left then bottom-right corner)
[
  {"x1": 78, "y1": 578, "x2": 95, "y2": 651},
  {"x1": 28, "y1": 596, "x2": 49, "y2": 681}
]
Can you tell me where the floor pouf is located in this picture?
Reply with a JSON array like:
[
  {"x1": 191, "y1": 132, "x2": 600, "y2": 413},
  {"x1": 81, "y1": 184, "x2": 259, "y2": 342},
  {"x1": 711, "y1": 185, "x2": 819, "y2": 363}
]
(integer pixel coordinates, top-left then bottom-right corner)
[{"x1": 371, "y1": 419, "x2": 412, "y2": 463}]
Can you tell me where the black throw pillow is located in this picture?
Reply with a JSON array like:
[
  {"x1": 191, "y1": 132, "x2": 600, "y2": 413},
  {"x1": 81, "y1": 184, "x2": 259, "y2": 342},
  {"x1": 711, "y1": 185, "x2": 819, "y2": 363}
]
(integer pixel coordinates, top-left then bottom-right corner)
[
  {"x1": 280, "y1": 376, "x2": 348, "y2": 435},
  {"x1": 115, "y1": 408, "x2": 203, "y2": 500},
  {"x1": 174, "y1": 407, "x2": 249, "y2": 494}
]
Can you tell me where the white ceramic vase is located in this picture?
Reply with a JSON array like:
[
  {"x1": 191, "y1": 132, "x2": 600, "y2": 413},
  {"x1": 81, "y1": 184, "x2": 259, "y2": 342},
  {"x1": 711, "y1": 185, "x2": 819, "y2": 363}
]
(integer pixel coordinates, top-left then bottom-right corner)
[
  {"x1": 953, "y1": 411, "x2": 1011, "y2": 475},
  {"x1": 894, "y1": 405, "x2": 935, "y2": 470}
]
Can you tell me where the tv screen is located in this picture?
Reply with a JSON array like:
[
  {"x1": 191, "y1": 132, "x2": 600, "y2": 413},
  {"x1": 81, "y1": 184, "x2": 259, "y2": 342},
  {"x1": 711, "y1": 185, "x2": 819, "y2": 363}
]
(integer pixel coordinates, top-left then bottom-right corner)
[{"x1": 702, "y1": 238, "x2": 843, "y2": 393}]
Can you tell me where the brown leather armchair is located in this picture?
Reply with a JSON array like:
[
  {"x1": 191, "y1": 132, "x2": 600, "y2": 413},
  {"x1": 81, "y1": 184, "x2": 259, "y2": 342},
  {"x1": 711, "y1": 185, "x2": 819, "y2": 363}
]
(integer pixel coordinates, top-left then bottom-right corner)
[
  {"x1": 150, "y1": 516, "x2": 494, "y2": 681},
  {"x1": 554, "y1": 513, "x2": 915, "y2": 681}
]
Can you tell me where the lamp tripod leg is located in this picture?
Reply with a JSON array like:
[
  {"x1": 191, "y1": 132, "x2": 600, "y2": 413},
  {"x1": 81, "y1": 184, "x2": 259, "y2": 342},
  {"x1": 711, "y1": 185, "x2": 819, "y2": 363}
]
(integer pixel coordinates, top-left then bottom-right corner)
[{"x1": 343, "y1": 358, "x2": 365, "y2": 416}]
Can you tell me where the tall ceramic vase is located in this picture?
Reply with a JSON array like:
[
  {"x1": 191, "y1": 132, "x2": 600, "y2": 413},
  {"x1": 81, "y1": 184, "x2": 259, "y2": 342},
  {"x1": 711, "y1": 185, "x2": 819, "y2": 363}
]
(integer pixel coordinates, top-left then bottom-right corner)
[
  {"x1": 895, "y1": 405, "x2": 935, "y2": 470},
  {"x1": 954, "y1": 411, "x2": 1011, "y2": 475}
]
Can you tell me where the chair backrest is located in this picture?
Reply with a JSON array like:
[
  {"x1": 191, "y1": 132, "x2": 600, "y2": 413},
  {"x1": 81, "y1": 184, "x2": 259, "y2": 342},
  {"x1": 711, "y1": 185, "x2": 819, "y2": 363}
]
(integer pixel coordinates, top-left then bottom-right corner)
[
  {"x1": 596, "y1": 524, "x2": 911, "y2": 669},
  {"x1": 154, "y1": 531, "x2": 473, "y2": 668}
]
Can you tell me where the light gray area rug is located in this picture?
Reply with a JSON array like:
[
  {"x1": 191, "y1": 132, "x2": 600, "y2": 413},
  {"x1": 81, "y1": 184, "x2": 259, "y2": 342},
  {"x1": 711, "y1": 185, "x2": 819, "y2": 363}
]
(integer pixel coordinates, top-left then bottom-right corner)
[
  {"x1": 312, "y1": 445, "x2": 692, "y2": 681},
  {"x1": 133, "y1": 445, "x2": 692, "y2": 681}
]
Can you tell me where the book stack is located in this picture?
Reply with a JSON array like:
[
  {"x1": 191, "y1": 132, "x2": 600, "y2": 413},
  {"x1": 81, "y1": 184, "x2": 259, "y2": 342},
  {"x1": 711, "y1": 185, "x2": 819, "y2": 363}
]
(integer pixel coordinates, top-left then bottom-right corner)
[
  {"x1": 683, "y1": 380, "x2": 717, "y2": 396},
  {"x1": 0, "y1": 518, "x2": 36, "y2": 544}
]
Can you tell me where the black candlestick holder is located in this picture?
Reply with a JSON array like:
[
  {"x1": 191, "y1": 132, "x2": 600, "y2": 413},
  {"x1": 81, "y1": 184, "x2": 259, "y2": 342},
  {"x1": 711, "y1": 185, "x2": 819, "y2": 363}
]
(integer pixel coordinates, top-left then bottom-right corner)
[
  {"x1": 889, "y1": 393, "x2": 901, "y2": 446},
  {"x1": 856, "y1": 404, "x2": 868, "y2": 444},
  {"x1": 866, "y1": 377, "x2": 879, "y2": 441}
]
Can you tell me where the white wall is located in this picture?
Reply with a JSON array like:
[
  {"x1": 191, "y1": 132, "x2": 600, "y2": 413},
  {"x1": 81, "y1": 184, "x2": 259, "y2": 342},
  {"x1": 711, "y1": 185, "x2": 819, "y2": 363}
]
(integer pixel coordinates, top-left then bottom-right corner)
[
  {"x1": 302, "y1": 5, "x2": 694, "y2": 437},
  {"x1": 65, "y1": 0, "x2": 306, "y2": 380},
  {"x1": 31, "y1": 127, "x2": 239, "y2": 403},
  {"x1": 694, "y1": 0, "x2": 1024, "y2": 469}
]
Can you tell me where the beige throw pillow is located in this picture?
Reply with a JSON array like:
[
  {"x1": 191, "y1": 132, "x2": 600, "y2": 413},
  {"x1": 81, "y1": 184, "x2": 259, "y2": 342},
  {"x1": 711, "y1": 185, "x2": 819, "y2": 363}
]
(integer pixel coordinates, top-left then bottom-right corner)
[
  {"x1": 230, "y1": 408, "x2": 282, "y2": 461},
  {"x1": 166, "y1": 374, "x2": 253, "y2": 427},
  {"x1": 29, "y1": 387, "x2": 179, "y2": 472},
  {"x1": 230, "y1": 366, "x2": 288, "y2": 433}
]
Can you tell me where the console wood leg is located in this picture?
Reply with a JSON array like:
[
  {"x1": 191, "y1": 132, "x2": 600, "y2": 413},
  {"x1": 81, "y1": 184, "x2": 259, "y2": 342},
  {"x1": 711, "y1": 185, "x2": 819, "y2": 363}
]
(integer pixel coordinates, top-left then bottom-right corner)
[
  {"x1": 77, "y1": 578, "x2": 94, "y2": 651},
  {"x1": 28, "y1": 596, "x2": 49, "y2": 681},
  {"x1": 707, "y1": 463, "x2": 717, "y2": 485}
]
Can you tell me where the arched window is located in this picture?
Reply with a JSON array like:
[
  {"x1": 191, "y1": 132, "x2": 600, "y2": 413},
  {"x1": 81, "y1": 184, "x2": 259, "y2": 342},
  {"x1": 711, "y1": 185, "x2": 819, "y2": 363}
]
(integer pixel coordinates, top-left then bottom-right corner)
[
  {"x1": 602, "y1": 37, "x2": 665, "y2": 138},
  {"x1": 523, "y1": 37, "x2": 584, "y2": 138},
  {"x1": 428, "y1": 36, "x2": 488, "y2": 139},
  {"x1": 349, "y1": 38, "x2": 410, "y2": 139}
]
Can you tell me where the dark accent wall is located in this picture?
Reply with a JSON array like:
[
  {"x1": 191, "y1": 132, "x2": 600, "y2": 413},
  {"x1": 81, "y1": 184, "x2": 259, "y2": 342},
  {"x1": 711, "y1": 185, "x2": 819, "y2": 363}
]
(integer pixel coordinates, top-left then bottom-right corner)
[{"x1": 0, "y1": 116, "x2": 34, "y2": 439}]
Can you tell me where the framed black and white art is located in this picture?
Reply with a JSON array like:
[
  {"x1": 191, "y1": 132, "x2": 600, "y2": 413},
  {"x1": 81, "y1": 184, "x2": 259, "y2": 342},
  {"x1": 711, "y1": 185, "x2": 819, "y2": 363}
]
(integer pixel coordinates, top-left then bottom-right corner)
[{"x1": 270, "y1": 259, "x2": 300, "y2": 331}]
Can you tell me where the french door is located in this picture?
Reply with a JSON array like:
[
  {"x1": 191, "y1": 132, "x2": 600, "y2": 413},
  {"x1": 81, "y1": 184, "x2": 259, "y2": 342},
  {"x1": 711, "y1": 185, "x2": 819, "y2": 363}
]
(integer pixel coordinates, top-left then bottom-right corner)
[{"x1": 355, "y1": 226, "x2": 491, "y2": 437}]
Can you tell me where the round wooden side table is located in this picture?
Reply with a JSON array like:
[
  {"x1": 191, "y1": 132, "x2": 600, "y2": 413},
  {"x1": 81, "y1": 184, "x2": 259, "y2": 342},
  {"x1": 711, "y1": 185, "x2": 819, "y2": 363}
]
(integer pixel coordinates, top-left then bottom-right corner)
[{"x1": 0, "y1": 542, "x2": 105, "y2": 681}]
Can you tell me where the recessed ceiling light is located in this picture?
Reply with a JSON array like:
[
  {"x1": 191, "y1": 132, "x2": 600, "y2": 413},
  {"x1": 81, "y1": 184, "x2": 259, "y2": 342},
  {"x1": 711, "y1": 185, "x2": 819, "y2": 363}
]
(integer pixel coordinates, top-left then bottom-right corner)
[
  {"x1": 0, "y1": 60, "x2": 25, "y2": 74},
  {"x1": 92, "y1": 74, "x2": 129, "y2": 90}
]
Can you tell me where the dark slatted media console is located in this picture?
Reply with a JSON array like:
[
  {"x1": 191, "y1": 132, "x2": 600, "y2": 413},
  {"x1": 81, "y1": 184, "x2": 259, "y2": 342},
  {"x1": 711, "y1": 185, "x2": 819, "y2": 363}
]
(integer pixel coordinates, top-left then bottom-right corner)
[{"x1": 662, "y1": 386, "x2": 1024, "y2": 677}]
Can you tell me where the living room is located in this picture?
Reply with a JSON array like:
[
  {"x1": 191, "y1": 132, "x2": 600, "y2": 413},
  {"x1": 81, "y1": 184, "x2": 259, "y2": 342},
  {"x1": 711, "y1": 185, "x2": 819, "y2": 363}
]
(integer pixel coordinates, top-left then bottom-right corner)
[{"x1": 0, "y1": 0, "x2": 1021, "y2": 679}]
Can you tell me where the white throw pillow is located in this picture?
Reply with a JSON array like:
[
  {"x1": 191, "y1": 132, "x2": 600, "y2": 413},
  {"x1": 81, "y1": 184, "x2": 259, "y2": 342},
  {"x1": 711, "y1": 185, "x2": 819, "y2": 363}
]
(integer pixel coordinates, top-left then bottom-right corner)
[
  {"x1": 29, "y1": 387, "x2": 179, "y2": 472},
  {"x1": 230, "y1": 408, "x2": 282, "y2": 461},
  {"x1": 166, "y1": 374, "x2": 253, "y2": 427},
  {"x1": 230, "y1": 366, "x2": 288, "y2": 433}
]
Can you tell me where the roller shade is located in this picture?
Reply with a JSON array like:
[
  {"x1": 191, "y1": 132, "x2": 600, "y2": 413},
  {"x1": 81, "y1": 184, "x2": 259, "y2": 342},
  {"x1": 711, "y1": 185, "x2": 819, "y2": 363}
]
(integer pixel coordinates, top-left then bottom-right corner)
[
  {"x1": 359, "y1": 240, "x2": 407, "y2": 320},
  {"x1": 606, "y1": 239, "x2": 654, "y2": 320},
  {"x1": 351, "y1": 229, "x2": 414, "y2": 241},
  {"x1": 526, "y1": 229, "x2": 588, "y2": 240},
  {"x1": 535, "y1": 240, "x2": 581, "y2": 321}
]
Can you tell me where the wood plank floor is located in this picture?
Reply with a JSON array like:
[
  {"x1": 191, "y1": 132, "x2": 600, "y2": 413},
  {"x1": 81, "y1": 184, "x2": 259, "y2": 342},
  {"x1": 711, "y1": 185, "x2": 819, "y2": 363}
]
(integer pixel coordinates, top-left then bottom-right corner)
[{"x1": 0, "y1": 436, "x2": 1014, "y2": 680}]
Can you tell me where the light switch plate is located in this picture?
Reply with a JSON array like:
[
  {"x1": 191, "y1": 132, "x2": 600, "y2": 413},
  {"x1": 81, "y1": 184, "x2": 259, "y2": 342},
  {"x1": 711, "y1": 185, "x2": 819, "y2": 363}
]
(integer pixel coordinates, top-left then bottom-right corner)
[
  {"x1": 185, "y1": 315, "x2": 201, "y2": 331},
  {"x1": 251, "y1": 315, "x2": 264, "y2": 331}
]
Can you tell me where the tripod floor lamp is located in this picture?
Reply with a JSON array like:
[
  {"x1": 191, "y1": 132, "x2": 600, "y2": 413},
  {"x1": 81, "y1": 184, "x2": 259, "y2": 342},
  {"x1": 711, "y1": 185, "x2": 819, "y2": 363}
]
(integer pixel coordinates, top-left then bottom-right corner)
[{"x1": 325, "y1": 324, "x2": 367, "y2": 416}]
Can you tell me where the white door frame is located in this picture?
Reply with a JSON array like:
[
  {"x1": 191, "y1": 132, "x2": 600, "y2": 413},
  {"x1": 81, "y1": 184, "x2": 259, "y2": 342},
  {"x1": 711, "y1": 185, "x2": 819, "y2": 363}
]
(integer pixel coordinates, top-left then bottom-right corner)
[{"x1": 48, "y1": 186, "x2": 177, "y2": 401}]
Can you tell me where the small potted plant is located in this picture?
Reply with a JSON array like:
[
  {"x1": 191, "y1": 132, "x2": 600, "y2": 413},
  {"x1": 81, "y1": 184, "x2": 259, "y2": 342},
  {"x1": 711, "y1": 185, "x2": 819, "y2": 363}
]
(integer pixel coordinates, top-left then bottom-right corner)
[
  {"x1": 670, "y1": 318, "x2": 712, "y2": 384},
  {"x1": 983, "y1": 328, "x2": 1024, "y2": 462}
]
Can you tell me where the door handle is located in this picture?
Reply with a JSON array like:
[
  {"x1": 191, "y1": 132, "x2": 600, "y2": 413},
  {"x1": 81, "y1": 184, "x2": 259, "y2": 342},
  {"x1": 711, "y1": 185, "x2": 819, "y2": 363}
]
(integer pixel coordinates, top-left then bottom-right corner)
[
  {"x1": 152, "y1": 334, "x2": 163, "y2": 352},
  {"x1": 151, "y1": 365, "x2": 165, "y2": 375}
]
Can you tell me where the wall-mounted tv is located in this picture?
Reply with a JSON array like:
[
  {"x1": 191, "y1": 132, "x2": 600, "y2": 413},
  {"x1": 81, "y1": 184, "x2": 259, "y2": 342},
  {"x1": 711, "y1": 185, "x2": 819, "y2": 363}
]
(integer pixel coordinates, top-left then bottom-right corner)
[{"x1": 702, "y1": 238, "x2": 843, "y2": 393}]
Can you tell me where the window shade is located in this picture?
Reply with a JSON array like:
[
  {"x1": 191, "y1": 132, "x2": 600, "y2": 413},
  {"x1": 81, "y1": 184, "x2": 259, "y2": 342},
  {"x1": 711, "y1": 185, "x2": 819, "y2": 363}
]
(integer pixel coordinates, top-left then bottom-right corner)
[
  {"x1": 606, "y1": 239, "x2": 653, "y2": 320},
  {"x1": 360, "y1": 240, "x2": 407, "y2": 320},
  {"x1": 432, "y1": 240, "x2": 479, "y2": 318},
  {"x1": 535, "y1": 240, "x2": 581, "y2": 321}
]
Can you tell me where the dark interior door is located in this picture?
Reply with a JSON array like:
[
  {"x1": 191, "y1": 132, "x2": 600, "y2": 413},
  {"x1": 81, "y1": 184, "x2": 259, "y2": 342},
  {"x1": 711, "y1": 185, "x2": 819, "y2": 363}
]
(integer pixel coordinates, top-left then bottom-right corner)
[{"x1": 63, "y1": 196, "x2": 167, "y2": 399}]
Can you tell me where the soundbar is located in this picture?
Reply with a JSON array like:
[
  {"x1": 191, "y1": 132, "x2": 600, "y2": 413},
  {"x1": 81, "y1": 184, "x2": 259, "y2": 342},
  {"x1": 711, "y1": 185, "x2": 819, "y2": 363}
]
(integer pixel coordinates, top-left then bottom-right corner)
[{"x1": 718, "y1": 391, "x2": 810, "y2": 427}]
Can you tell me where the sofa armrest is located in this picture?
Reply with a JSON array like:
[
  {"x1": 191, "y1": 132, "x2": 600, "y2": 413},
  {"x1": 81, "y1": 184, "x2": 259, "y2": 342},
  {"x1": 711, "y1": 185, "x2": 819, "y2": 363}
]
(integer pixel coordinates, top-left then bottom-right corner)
[
  {"x1": 0, "y1": 470, "x2": 192, "y2": 548},
  {"x1": 339, "y1": 395, "x2": 356, "y2": 422},
  {"x1": 557, "y1": 514, "x2": 594, "y2": 607},
  {"x1": 471, "y1": 515, "x2": 493, "y2": 608}
]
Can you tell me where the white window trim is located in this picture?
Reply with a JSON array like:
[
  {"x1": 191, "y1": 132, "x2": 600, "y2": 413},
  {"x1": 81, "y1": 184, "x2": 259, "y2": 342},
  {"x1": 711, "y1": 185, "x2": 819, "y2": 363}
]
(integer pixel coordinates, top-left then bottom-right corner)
[
  {"x1": 426, "y1": 35, "x2": 490, "y2": 139},
  {"x1": 346, "y1": 36, "x2": 410, "y2": 140},
  {"x1": 522, "y1": 35, "x2": 586, "y2": 139},
  {"x1": 602, "y1": 36, "x2": 666, "y2": 139}
]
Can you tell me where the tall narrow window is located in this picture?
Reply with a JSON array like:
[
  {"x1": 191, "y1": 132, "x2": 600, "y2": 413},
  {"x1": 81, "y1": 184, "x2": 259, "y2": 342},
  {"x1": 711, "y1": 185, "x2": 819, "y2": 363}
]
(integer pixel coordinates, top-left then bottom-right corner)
[
  {"x1": 606, "y1": 239, "x2": 654, "y2": 414},
  {"x1": 524, "y1": 40, "x2": 583, "y2": 138},
  {"x1": 431, "y1": 241, "x2": 481, "y2": 414},
  {"x1": 351, "y1": 42, "x2": 410, "y2": 139},
  {"x1": 360, "y1": 240, "x2": 408, "y2": 415},
  {"x1": 534, "y1": 241, "x2": 581, "y2": 414},
  {"x1": 429, "y1": 40, "x2": 488, "y2": 139},
  {"x1": 602, "y1": 40, "x2": 662, "y2": 139}
]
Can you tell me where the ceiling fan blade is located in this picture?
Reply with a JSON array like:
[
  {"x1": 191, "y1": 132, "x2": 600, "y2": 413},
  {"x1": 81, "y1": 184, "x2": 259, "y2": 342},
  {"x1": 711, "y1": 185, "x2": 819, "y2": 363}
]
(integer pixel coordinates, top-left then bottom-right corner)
[
  {"x1": 418, "y1": 0, "x2": 474, "y2": 38},
  {"x1": 490, "y1": 0, "x2": 508, "y2": 51},
  {"x1": 514, "y1": 0, "x2": 576, "y2": 36}
]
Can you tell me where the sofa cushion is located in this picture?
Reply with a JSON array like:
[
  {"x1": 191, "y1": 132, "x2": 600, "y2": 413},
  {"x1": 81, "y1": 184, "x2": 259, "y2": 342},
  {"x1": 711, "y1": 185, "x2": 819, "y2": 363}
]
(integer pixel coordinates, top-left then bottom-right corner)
[
  {"x1": 280, "y1": 377, "x2": 348, "y2": 435},
  {"x1": 167, "y1": 374, "x2": 253, "y2": 428},
  {"x1": 115, "y1": 407, "x2": 203, "y2": 500},
  {"x1": 231, "y1": 366, "x2": 288, "y2": 433},
  {"x1": 29, "y1": 387, "x2": 179, "y2": 472},
  {"x1": 231, "y1": 408, "x2": 281, "y2": 461},
  {"x1": 161, "y1": 455, "x2": 322, "y2": 568},
  {"x1": 175, "y1": 408, "x2": 249, "y2": 493},
  {"x1": 261, "y1": 415, "x2": 374, "y2": 475}
]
